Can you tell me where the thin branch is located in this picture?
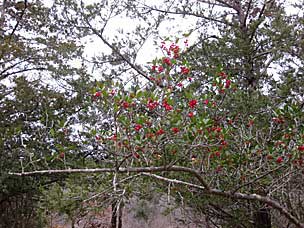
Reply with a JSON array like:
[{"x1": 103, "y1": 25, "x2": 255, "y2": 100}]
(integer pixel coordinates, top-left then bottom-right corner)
[
  {"x1": 214, "y1": 0, "x2": 240, "y2": 13},
  {"x1": 260, "y1": 55, "x2": 275, "y2": 76},
  {"x1": 9, "y1": 0, "x2": 28, "y2": 40},
  {"x1": 141, "y1": 172, "x2": 205, "y2": 189},
  {"x1": 243, "y1": 0, "x2": 253, "y2": 28},
  {"x1": 83, "y1": 16, "x2": 150, "y2": 82},
  {"x1": 249, "y1": 0, "x2": 268, "y2": 43},
  {"x1": 233, "y1": 164, "x2": 285, "y2": 192},
  {"x1": 0, "y1": 67, "x2": 46, "y2": 80},
  {"x1": 83, "y1": 174, "x2": 141, "y2": 203},
  {"x1": 252, "y1": 50, "x2": 274, "y2": 60},
  {"x1": 140, "y1": 4, "x2": 235, "y2": 27},
  {"x1": 0, "y1": 57, "x2": 34, "y2": 76}
]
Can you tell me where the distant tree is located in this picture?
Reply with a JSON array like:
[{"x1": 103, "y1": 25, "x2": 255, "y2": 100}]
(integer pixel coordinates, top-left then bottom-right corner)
[{"x1": 0, "y1": 0, "x2": 91, "y2": 226}]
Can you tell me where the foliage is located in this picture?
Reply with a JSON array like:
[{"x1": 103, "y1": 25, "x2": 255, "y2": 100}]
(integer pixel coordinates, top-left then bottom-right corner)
[
  {"x1": 0, "y1": 0, "x2": 90, "y2": 226},
  {"x1": 87, "y1": 40, "x2": 304, "y2": 227}
]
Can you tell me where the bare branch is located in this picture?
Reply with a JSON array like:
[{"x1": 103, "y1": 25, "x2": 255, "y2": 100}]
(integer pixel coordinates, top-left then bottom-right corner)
[
  {"x1": 0, "y1": 57, "x2": 34, "y2": 76},
  {"x1": 0, "y1": 67, "x2": 46, "y2": 80},
  {"x1": 8, "y1": 165, "x2": 210, "y2": 190},
  {"x1": 211, "y1": 189, "x2": 304, "y2": 228},
  {"x1": 249, "y1": 0, "x2": 269, "y2": 43},
  {"x1": 197, "y1": 0, "x2": 234, "y2": 8},
  {"x1": 233, "y1": 164, "x2": 285, "y2": 192},
  {"x1": 215, "y1": 0, "x2": 240, "y2": 13},
  {"x1": 83, "y1": 174, "x2": 141, "y2": 203},
  {"x1": 139, "y1": 3, "x2": 235, "y2": 27},
  {"x1": 83, "y1": 16, "x2": 150, "y2": 82},
  {"x1": 243, "y1": 0, "x2": 253, "y2": 28},
  {"x1": 9, "y1": 165, "x2": 304, "y2": 228},
  {"x1": 141, "y1": 172, "x2": 205, "y2": 190},
  {"x1": 9, "y1": 0, "x2": 28, "y2": 40},
  {"x1": 142, "y1": 172, "x2": 304, "y2": 228}
]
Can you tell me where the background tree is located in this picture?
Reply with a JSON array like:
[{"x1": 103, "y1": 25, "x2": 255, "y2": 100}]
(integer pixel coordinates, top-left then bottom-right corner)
[{"x1": 0, "y1": 0, "x2": 92, "y2": 226}]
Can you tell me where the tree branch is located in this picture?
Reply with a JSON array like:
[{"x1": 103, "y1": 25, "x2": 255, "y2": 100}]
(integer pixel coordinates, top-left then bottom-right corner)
[
  {"x1": 9, "y1": 164, "x2": 304, "y2": 227},
  {"x1": 233, "y1": 164, "x2": 285, "y2": 193},
  {"x1": 243, "y1": 0, "x2": 253, "y2": 28},
  {"x1": 249, "y1": 0, "x2": 268, "y2": 43},
  {"x1": 141, "y1": 172, "x2": 205, "y2": 190},
  {"x1": 0, "y1": 67, "x2": 46, "y2": 80},
  {"x1": 9, "y1": 0, "x2": 28, "y2": 40},
  {"x1": 83, "y1": 16, "x2": 150, "y2": 82},
  {"x1": 0, "y1": 57, "x2": 34, "y2": 76},
  {"x1": 210, "y1": 189, "x2": 304, "y2": 228},
  {"x1": 142, "y1": 173, "x2": 304, "y2": 228},
  {"x1": 140, "y1": 3, "x2": 235, "y2": 27},
  {"x1": 8, "y1": 165, "x2": 210, "y2": 190}
]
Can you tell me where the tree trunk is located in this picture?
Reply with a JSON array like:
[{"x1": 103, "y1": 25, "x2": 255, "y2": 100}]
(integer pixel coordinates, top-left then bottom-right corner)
[
  {"x1": 111, "y1": 200, "x2": 123, "y2": 228},
  {"x1": 254, "y1": 208, "x2": 271, "y2": 228}
]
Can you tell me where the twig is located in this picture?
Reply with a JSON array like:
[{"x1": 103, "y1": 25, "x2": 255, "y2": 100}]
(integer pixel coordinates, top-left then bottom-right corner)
[{"x1": 9, "y1": 0, "x2": 28, "y2": 40}]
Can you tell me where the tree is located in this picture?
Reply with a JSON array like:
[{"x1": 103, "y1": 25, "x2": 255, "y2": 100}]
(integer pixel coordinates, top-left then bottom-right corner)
[
  {"x1": 10, "y1": 41, "x2": 304, "y2": 227},
  {"x1": 4, "y1": 0, "x2": 304, "y2": 227},
  {"x1": 0, "y1": 0, "x2": 91, "y2": 226}
]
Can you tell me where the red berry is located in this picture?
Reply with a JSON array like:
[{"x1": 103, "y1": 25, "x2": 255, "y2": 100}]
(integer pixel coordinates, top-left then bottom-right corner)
[
  {"x1": 133, "y1": 153, "x2": 140, "y2": 159},
  {"x1": 298, "y1": 145, "x2": 304, "y2": 151},
  {"x1": 59, "y1": 152, "x2": 65, "y2": 159},
  {"x1": 188, "y1": 112, "x2": 194, "y2": 118},
  {"x1": 172, "y1": 127, "x2": 179, "y2": 134},
  {"x1": 162, "y1": 100, "x2": 173, "y2": 111},
  {"x1": 163, "y1": 57, "x2": 171, "y2": 65},
  {"x1": 151, "y1": 65, "x2": 157, "y2": 71},
  {"x1": 147, "y1": 99, "x2": 159, "y2": 110},
  {"x1": 248, "y1": 120, "x2": 254, "y2": 126},
  {"x1": 225, "y1": 79, "x2": 231, "y2": 88},
  {"x1": 276, "y1": 156, "x2": 283, "y2": 164},
  {"x1": 122, "y1": 101, "x2": 130, "y2": 109},
  {"x1": 134, "y1": 124, "x2": 142, "y2": 131},
  {"x1": 109, "y1": 134, "x2": 117, "y2": 141},
  {"x1": 95, "y1": 135, "x2": 101, "y2": 140},
  {"x1": 94, "y1": 91, "x2": 101, "y2": 97},
  {"x1": 158, "y1": 66, "x2": 164, "y2": 73},
  {"x1": 180, "y1": 66, "x2": 190, "y2": 75},
  {"x1": 156, "y1": 129, "x2": 165, "y2": 136},
  {"x1": 219, "y1": 89, "x2": 225, "y2": 94},
  {"x1": 189, "y1": 99, "x2": 198, "y2": 109},
  {"x1": 177, "y1": 82, "x2": 183, "y2": 87},
  {"x1": 218, "y1": 72, "x2": 227, "y2": 79}
]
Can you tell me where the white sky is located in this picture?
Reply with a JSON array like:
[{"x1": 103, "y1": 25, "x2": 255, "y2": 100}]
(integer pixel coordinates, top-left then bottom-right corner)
[
  {"x1": 77, "y1": 0, "x2": 302, "y2": 65},
  {"x1": 3, "y1": 0, "x2": 302, "y2": 88}
]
